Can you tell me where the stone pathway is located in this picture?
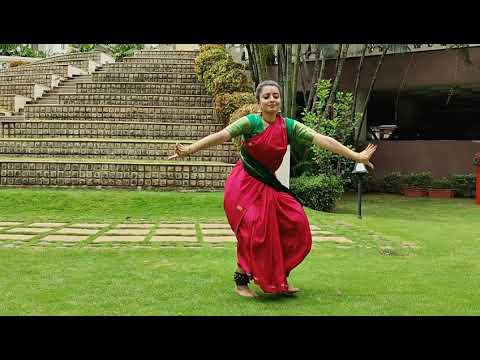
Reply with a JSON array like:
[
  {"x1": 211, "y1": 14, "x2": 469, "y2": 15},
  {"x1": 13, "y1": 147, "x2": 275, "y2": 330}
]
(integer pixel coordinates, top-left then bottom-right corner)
[{"x1": 0, "y1": 221, "x2": 352, "y2": 248}]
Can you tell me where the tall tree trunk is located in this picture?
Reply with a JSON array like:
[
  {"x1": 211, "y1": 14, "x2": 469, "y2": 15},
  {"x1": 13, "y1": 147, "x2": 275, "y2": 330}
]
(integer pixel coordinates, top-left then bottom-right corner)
[
  {"x1": 394, "y1": 52, "x2": 414, "y2": 125},
  {"x1": 323, "y1": 44, "x2": 349, "y2": 120},
  {"x1": 245, "y1": 44, "x2": 258, "y2": 86},
  {"x1": 355, "y1": 46, "x2": 388, "y2": 149},
  {"x1": 299, "y1": 52, "x2": 309, "y2": 106},
  {"x1": 289, "y1": 44, "x2": 301, "y2": 118},
  {"x1": 312, "y1": 49, "x2": 327, "y2": 110},
  {"x1": 351, "y1": 44, "x2": 368, "y2": 125},
  {"x1": 307, "y1": 46, "x2": 322, "y2": 111},
  {"x1": 277, "y1": 44, "x2": 286, "y2": 113}
]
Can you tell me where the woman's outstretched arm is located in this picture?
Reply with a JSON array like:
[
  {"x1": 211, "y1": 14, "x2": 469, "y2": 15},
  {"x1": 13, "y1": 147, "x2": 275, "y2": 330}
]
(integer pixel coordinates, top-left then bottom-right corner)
[
  {"x1": 168, "y1": 129, "x2": 232, "y2": 159},
  {"x1": 312, "y1": 132, "x2": 377, "y2": 169}
]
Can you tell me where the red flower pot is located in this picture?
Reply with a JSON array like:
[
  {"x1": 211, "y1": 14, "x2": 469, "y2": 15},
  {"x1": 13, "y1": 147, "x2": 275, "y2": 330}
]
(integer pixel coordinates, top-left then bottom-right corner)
[
  {"x1": 403, "y1": 187, "x2": 428, "y2": 197},
  {"x1": 428, "y1": 189, "x2": 454, "y2": 198}
]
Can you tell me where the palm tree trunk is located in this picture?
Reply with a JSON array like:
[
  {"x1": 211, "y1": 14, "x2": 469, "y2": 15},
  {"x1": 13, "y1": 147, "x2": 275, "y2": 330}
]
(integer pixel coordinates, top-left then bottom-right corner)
[
  {"x1": 355, "y1": 46, "x2": 388, "y2": 148},
  {"x1": 351, "y1": 44, "x2": 368, "y2": 124},
  {"x1": 323, "y1": 44, "x2": 349, "y2": 120}
]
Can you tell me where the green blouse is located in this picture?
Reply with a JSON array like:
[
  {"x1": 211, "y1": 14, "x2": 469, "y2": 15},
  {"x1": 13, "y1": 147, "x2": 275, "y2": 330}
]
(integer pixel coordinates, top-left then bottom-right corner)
[{"x1": 224, "y1": 113, "x2": 316, "y2": 145}]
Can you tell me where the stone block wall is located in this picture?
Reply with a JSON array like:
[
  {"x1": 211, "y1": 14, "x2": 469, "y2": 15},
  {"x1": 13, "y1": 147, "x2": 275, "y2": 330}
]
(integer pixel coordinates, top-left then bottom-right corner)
[
  {"x1": 0, "y1": 160, "x2": 233, "y2": 189},
  {"x1": 7, "y1": 121, "x2": 224, "y2": 140},
  {"x1": 24, "y1": 105, "x2": 217, "y2": 123}
]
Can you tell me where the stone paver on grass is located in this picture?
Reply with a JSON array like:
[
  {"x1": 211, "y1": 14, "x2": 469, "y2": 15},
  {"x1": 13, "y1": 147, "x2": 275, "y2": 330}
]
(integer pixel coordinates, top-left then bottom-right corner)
[
  {"x1": 55, "y1": 228, "x2": 100, "y2": 235},
  {"x1": 200, "y1": 223, "x2": 232, "y2": 229},
  {"x1": 312, "y1": 230, "x2": 335, "y2": 236},
  {"x1": 116, "y1": 224, "x2": 155, "y2": 229},
  {"x1": 151, "y1": 236, "x2": 198, "y2": 242},
  {"x1": 6, "y1": 227, "x2": 53, "y2": 234},
  {"x1": 155, "y1": 229, "x2": 197, "y2": 236},
  {"x1": 93, "y1": 236, "x2": 146, "y2": 243},
  {"x1": 0, "y1": 234, "x2": 35, "y2": 241},
  {"x1": 0, "y1": 222, "x2": 23, "y2": 226},
  {"x1": 157, "y1": 223, "x2": 195, "y2": 229},
  {"x1": 202, "y1": 229, "x2": 235, "y2": 236},
  {"x1": 69, "y1": 224, "x2": 108, "y2": 229},
  {"x1": 105, "y1": 229, "x2": 151, "y2": 235},
  {"x1": 313, "y1": 236, "x2": 353, "y2": 244},
  {"x1": 29, "y1": 223, "x2": 67, "y2": 228},
  {"x1": 42, "y1": 235, "x2": 89, "y2": 242},
  {"x1": 310, "y1": 225, "x2": 321, "y2": 231},
  {"x1": 203, "y1": 236, "x2": 236, "y2": 243}
]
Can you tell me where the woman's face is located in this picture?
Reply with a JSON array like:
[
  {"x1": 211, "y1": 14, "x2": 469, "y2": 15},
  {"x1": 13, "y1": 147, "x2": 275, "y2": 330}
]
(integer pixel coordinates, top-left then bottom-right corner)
[{"x1": 258, "y1": 85, "x2": 281, "y2": 114}]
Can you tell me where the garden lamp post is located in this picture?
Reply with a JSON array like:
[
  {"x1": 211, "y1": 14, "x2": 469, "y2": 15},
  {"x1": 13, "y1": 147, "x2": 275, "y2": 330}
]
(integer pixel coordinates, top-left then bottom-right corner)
[{"x1": 352, "y1": 162, "x2": 369, "y2": 219}]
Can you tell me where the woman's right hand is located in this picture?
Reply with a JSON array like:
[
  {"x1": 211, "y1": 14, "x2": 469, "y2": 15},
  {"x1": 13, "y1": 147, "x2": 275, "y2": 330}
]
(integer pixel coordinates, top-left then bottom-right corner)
[
  {"x1": 355, "y1": 143, "x2": 377, "y2": 169},
  {"x1": 167, "y1": 143, "x2": 192, "y2": 160}
]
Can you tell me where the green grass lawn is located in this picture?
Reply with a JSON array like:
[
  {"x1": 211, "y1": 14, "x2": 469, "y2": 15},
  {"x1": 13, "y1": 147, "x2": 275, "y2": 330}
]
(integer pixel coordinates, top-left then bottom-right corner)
[{"x1": 0, "y1": 188, "x2": 479, "y2": 315}]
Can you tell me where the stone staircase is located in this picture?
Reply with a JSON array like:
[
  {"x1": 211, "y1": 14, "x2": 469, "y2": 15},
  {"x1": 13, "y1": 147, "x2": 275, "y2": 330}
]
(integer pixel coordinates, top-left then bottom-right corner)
[{"x1": 0, "y1": 49, "x2": 236, "y2": 190}]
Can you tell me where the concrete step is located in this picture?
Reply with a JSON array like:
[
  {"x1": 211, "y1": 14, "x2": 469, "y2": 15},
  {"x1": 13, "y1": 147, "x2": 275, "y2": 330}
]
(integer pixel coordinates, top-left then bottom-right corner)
[
  {"x1": 133, "y1": 50, "x2": 199, "y2": 58},
  {"x1": 123, "y1": 57, "x2": 195, "y2": 64},
  {"x1": 32, "y1": 51, "x2": 114, "y2": 66},
  {"x1": 24, "y1": 104, "x2": 217, "y2": 124},
  {"x1": 0, "y1": 138, "x2": 238, "y2": 163},
  {"x1": 0, "y1": 73, "x2": 62, "y2": 88},
  {"x1": 0, "y1": 83, "x2": 49, "y2": 100},
  {"x1": 0, "y1": 157, "x2": 232, "y2": 189},
  {"x1": 91, "y1": 71, "x2": 198, "y2": 83},
  {"x1": 0, "y1": 95, "x2": 32, "y2": 113},
  {"x1": 100, "y1": 62, "x2": 195, "y2": 72},
  {"x1": 1, "y1": 120, "x2": 224, "y2": 140},
  {"x1": 57, "y1": 93, "x2": 213, "y2": 107},
  {"x1": 75, "y1": 82, "x2": 208, "y2": 95}
]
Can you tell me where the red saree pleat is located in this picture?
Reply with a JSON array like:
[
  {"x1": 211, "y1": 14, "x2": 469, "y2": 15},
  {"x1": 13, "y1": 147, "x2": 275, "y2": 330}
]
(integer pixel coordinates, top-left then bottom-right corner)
[{"x1": 224, "y1": 115, "x2": 312, "y2": 293}]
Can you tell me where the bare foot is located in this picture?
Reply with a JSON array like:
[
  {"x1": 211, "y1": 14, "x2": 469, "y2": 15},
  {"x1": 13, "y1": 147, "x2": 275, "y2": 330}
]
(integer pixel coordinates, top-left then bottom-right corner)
[
  {"x1": 281, "y1": 285, "x2": 300, "y2": 296},
  {"x1": 235, "y1": 285, "x2": 257, "y2": 298}
]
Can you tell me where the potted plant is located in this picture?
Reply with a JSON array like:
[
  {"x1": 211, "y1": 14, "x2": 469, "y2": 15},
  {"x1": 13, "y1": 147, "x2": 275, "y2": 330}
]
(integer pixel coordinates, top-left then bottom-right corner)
[
  {"x1": 428, "y1": 178, "x2": 455, "y2": 198},
  {"x1": 403, "y1": 172, "x2": 432, "y2": 197}
]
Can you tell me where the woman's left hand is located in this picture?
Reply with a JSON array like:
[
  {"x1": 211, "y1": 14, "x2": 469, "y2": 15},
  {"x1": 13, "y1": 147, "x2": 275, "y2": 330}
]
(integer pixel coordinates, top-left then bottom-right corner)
[
  {"x1": 167, "y1": 143, "x2": 192, "y2": 160},
  {"x1": 356, "y1": 143, "x2": 377, "y2": 169}
]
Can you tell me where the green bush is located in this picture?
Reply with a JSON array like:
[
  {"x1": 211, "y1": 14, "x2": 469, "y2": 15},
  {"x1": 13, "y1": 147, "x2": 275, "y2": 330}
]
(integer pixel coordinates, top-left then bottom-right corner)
[
  {"x1": 404, "y1": 172, "x2": 432, "y2": 188},
  {"x1": 194, "y1": 46, "x2": 230, "y2": 83},
  {"x1": 449, "y1": 174, "x2": 476, "y2": 197},
  {"x1": 290, "y1": 174, "x2": 344, "y2": 212},
  {"x1": 214, "y1": 92, "x2": 256, "y2": 124},
  {"x1": 380, "y1": 172, "x2": 405, "y2": 193},
  {"x1": 430, "y1": 177, "x2": 452, "y2": 189}
]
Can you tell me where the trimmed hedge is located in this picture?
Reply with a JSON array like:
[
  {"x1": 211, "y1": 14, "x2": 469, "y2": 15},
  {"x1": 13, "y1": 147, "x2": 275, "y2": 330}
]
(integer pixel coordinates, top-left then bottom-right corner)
[
  {"x1": 290, "y1": 174, "x2": 344, "y2": 212},
  {"x1": 214, "y1": 92, "x2": 256, "y2": 124}
]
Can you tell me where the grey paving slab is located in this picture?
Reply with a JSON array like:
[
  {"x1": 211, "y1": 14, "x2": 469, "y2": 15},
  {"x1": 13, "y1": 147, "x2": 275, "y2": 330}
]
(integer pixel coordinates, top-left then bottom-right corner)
[
  {"x1": 200, "y1": 223, "x2": 232, "y2": 229},
  {"x1": 202, "y1": 229, "x2": 235, "y2": 236},
  {"x1": 93, "y1": 236, "x2": 146, "y2": 243},
  {"x1": 155, "y1": 229, "x2": 197, "y2": 236},
  {"x1": 158, "y1": 223, "x2": 195, "y2": 229},
  {"x1": 55, "y1": 228, "x2": 100, "y2": 235},
  {"x1": 310, "y1": 225, "x2": 321, "y2": 231},
  {"x1": 105, "y1": 229, "x2": 151, "y2": 235},
  {"x1": 203, "y1": 236, "x2": 237, "y2": 243},
  {"x1": 313, "y1": 236, "x2": 353, "y2": 244},
  {"x1": 0, "y1": 234, "x2": 35, "y2": 241},
  {"x1": 29, "y1": 223, "x2": 67, "y2": 227},
  {"x1": 6, "y1": 227, "x2": 53, "y2": 234},
  {"x1": 69, "y1": 223, "x2": 109, "y2": 229},
  {"x1": 116, "y1": 224, "x2": 155, "y2": 229},
  {"x1": 42, "y1": 235, "x2": 89, "y2": 242},
  {"x1": 151, "y1": 235, "x2": 198, "y2": 242}
]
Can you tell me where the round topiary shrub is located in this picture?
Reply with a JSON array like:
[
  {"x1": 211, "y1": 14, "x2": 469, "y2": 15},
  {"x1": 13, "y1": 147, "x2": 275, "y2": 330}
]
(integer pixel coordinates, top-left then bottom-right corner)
[
  {"x1": 290, "y1": 174, "x2": 344, "y2": 212},
  {"x1": 214, "y1": 92, "x2": 256, "y2": 124}
]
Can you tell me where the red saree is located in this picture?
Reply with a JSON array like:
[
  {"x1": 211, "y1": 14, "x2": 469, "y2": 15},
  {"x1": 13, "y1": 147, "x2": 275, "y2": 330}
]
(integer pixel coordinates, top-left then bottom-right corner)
[{"x1": 224, "y1": 114, "x2": 312, "y2": 294}]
